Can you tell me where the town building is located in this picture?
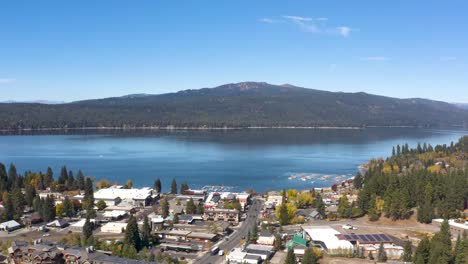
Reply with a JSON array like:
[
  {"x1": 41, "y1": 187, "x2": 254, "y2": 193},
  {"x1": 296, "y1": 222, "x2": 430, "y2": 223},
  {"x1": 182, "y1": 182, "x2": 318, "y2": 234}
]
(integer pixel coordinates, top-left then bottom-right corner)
[
  {"x1": 93, "y1": 186, "x2": 155, "y2": 207},
  {"x1": 166, "y1": 230, "x2": 192, "y2": 241},
  {"x1": 286, "y1": 233, "x2": 308, "y2": 249},
  {"x1": 257, "y1": 230, "x2": 275, "y2": 245},
  {"x1": 0, "y1": 220, "x2": 21, "y2": 232},
  {"x1": 46, "y1": 219, "x2": 69, "y2": 229},
  {"x1": 70, "y1": 219, "x2": 96, "y2": 232},
  {"x1": 159, "y1": 241, "x2": 204, "y2": 253},
  {"x1": 203, "y1": 208, "x2": 240, "y2": 224},
  {"x1": 244, "y1": 244, "x2": 275, "y2": 261},
  {"x1": 301, "y1": 226, "x2": 353, "y2": 253},
  {"x1": 8, "y1": 242, "x2": 64, "y2": 264},
  {"x1": 432, "y1": 219, "x2": 468, "y2": 238},
  {"x1": 265, "y1": 192, "x2": 283, "y2": 207},
  {"x1": 100, "y1": 222, "x2": 127, "y2": 233},
  {"x1": 102, "y1": 210, "x2": 127, "y2": 221},
  {"x1": 237, "y1": 193, "x2": 251, "y2": 209},
  {"x1": 226, "y1": 247, "x2": 261, "y2": 264},
  {"x1": 187, "y1": 232, "x2": 218, "y2": 242}
]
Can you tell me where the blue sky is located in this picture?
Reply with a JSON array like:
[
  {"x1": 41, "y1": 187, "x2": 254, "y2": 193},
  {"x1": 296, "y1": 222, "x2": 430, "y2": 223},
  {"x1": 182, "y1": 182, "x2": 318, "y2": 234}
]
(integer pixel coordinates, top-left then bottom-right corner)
[{"x1": 0, "y1": 0, "x2": 467, "y2": 102}]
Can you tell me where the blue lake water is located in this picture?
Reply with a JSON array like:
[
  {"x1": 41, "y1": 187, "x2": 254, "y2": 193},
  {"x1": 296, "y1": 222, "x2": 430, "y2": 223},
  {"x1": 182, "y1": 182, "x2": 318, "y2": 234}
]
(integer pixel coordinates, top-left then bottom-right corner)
[{"x1": 0, "y1": 128, "x2": 466, "y2": 192}]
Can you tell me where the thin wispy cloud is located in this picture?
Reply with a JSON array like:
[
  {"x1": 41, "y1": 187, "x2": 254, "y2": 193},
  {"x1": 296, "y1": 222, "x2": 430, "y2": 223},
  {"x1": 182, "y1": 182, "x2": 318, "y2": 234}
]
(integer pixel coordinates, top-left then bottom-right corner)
[
  {"x1": 440, "y1": 56, "x2": 456, "y2": 61},
  {"x1": 282, "y1": 15, "x2": 313, "y2": 22},
  {"x1": 261, "y1": 15, "x2": 356, "y2": 37},
  {"x1": 0, "y1": 78, "x2": 16, "y2": 84},
  {"x1": 336, "y1": 26, "x2": 352, "y2": 37},
  {"x1": 258, "y1": 18, "x2": 275, "y2": 24},
  {"x1": 363, "y1": 56, "x2": 388, "y2": 61}
]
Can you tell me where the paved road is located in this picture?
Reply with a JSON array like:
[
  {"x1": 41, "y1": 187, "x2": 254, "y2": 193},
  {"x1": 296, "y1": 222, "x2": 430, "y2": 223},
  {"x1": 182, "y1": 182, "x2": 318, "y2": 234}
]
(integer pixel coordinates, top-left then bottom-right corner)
[{"x1": 194, "y1": 198, "x2": 263, "y2": 264}]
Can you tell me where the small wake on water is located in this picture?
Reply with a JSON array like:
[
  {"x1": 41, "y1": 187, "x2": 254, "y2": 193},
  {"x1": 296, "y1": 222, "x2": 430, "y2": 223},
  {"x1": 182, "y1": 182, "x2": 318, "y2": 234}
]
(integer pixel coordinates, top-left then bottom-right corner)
[{"x1": 285, "y1": 172, "x2": 354, "y2": 185}]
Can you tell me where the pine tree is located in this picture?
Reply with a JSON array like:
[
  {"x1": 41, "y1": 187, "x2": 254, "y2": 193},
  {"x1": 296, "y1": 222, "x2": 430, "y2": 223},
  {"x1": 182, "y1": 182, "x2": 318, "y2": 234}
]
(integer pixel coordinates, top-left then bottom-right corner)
[
  {"x1": 84, "y1": 177, "x2": 95, "y2": 218},
  {"x1": 313, "y1": 194, "x2": 326, "y2": 217},
  {"x1": 82, "y1": 216, "x2": 93, "y2": 243},
  {"x1": 185, "y1": 198, "x2": 196, "y2": 214},
  {"x1": 62, "y1": 196, "x2": 74, "y2": 217},
  {"x1": 154, "y1": 178, "x2": 162, "y2": 193},
  {"x1": 125, "y1": 215, "x2": 141, "y2": 251},
  {"x1": 402, "y1": 240, "x2": 413, "y2": 262},
  {"x1": 66, "y1": 170, "x2": 75, "y2": 190},
  {"x1": 429, "y1": 220, "x2": 452, "y2": 264},
  {"x1": 414, "y1": 236, "x2": 430, "y2": 264},
  {"x1": 141, "y1": 216, "x2": 151, "y2": 248},
  {"x1": 171, "y1": 178, "x2": 177, "y2": 194},
  {"x1": 378, "y1": 242, "x2": 388, "y2": 262},
  {"x1": 454, "y1": 235, "x2": 461, "y2": 264},
  {"x1": 2, "y1": 192, "x2": 14, "y2": 221},
  {"x1": 417, "y1": 201, "x2": 434, "y2": 224},
  {"x1": 7, "y1": 163, "x2": 18, "y2": 190},
  {"x1": 455, "y1": 234, "x2": 468, "y2": 264},
  {"x1": 180, "y1": 182, "x2": 189, "y2": 194},
  {"x1": 274, "y1": 233, "x2": 282, "y2": 250},
  {"x1": 337, "y1": 193, "x2": 351, "y2": 218},
  {"x1": 278, "y1": 202, "x2": 289, "y2": 225},
  {"x1": 58, "y1": 166, "x2": 68, "y2": 185},
  {"x1": 25, "y1": 184, "x2": 36, "y2": 207},
  {"x1": 42, "y1": 195, "x2": 56, "y2": 221},
  {"x1": 76, "y1": 170, "x2": 85, "y2": 190},
  {"x1": 285, "y1": 248, "x2": 297, "y2": 264},
  {"x1": 44, "y1": 167, "x2": 53, "y2": 188},
  {"x1": 0, "y1": 163, "x2": 8, "y2": 193},
  {"x1": 161, "y1": 197, "x2": 169, "y2": 218},
  {"x1": 11, "y1": 187, "x2": 25, "y2": 220},
  {"x1": 354, "y1": 173, "x2": 364, "y2": 189},
  {"x1": 251, "y1": 225, "x2": 258, "y2": 242},
  {"x1": 302, "y1": 247, "x2": 317, "y2": 264}
]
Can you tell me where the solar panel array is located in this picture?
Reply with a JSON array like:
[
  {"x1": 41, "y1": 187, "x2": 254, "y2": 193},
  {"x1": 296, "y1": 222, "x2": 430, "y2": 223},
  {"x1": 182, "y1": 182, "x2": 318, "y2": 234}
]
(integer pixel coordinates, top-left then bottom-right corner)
[{"x1": 341, "y1": 234, "x2": 393, "y2": 244}]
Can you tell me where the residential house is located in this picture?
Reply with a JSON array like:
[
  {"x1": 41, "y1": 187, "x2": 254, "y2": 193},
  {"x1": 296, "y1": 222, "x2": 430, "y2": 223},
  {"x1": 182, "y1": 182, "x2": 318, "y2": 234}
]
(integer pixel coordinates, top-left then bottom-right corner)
[
  {"x1": 47, "y1": 219, "x2": 69, "y2": 229},
  {"x1": 0, "y1": 220, "x2": 21, "y2": 232},
  {"x1": 257, "y1": 231, "x2": 275, "y2": 246}
]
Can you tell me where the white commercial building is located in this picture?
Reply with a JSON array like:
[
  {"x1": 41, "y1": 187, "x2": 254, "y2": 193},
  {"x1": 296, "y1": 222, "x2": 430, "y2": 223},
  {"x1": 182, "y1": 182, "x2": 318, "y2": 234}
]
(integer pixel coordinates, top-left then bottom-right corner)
[
  {"x1": 226, "y1": 248, "x2": 261, "y2": 264},
  {"x1": 102, "y1": 210, "x2": 127, "y2": 220},
  {"x1": 302, "y1": 226, "x2": 353, "y2": 253},
  {"x1": 94, "y1": 186, "x2": 154, "y2": 206},
  {"x1": 433, "y1": 219, "x2": 468, "y2": 238},
  {"x1": 100, "y1": 222, "x2": 128, "y2": 233},
  {"x1": 70, "y1": 218, "x2": 96, "y2": 232},
  {"x1": 0, "y1": 220, "x2": 21, "y2": 232}
]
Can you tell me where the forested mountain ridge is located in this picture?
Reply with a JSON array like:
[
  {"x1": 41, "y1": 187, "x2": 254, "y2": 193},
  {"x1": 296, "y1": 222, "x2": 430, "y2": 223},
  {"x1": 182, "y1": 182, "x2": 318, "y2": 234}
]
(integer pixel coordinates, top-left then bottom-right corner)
[
  {"x1": 0, "y1": 82, "x2": 467, "y2": 130},
  {"x1": 354, "y1": 136, "x2": 468, "y2": 223}
]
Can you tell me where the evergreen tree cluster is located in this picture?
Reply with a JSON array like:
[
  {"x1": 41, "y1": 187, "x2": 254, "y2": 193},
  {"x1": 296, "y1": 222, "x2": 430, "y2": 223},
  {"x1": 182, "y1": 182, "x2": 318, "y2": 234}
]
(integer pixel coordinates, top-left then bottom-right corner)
[
  {"x1": 413, "y1": 220, "x2": 468, "y2": 264},
  {"x1": 356, "y1": 136, "x2": 468, "y2": 222},
  {"x1": 0, "y1": 162, "x2": 93, "y2": 222}
]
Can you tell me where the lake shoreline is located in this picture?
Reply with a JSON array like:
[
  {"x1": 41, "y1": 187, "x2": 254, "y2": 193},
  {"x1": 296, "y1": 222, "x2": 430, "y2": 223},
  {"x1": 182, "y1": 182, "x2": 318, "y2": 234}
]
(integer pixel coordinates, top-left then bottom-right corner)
[{"x1": 0, "y1": 125, "x2": 448, "y2": 134}]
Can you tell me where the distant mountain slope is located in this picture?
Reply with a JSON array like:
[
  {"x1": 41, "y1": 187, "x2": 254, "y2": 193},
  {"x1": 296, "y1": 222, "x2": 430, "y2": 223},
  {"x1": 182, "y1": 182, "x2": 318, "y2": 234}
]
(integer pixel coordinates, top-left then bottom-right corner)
[
  {"x1": 454, "y1": 103, "x2": 468, "y2": 110},
  {"x1": 0, "y1": 82, "x2": 467, "y2": 130}
]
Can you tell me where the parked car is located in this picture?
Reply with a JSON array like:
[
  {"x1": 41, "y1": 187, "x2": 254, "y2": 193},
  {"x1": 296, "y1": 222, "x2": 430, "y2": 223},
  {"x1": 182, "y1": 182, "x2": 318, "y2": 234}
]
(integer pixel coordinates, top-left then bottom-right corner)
[{"x1": 342, "y1": 224, "x2": 357, "y2": 230}]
